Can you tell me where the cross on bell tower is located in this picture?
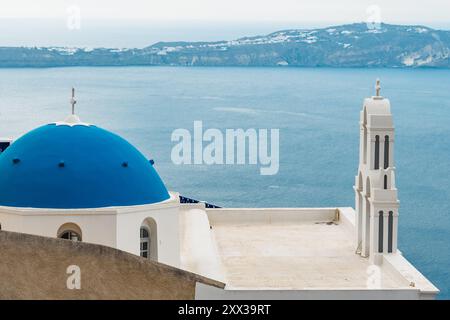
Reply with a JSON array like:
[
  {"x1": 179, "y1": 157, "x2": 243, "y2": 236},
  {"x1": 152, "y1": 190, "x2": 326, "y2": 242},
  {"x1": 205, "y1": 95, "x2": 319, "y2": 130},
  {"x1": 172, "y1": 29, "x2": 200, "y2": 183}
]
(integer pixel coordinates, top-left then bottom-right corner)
[{"x1": 375, "y1": 79, "x2": 381, "y2": 97}]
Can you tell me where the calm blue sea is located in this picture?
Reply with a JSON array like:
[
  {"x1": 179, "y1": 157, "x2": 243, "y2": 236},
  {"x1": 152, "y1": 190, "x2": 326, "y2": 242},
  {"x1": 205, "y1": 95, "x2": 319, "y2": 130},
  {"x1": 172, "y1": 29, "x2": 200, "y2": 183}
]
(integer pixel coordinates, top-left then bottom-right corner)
[{"x1": 0, "y1": 66, "x2": 449, "y2": 298}]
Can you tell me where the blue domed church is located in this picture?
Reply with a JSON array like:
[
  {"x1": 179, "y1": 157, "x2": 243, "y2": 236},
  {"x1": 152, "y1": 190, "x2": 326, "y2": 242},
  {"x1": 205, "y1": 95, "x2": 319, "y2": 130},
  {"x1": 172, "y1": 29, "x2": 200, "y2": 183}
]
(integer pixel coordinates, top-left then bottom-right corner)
[
  {"x1": 0, "y1": 92, "x2": 181, "y2": 268},
  {"x1": 0, "y1": 87, "x2": 438, "y2": 299}
]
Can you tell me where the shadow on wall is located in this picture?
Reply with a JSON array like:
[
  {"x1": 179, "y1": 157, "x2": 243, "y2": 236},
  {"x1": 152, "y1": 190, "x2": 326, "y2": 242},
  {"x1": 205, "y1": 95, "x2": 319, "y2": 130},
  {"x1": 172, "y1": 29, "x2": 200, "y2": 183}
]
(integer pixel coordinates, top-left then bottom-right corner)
[{"x1": 0, "y1": 231, "x2": 224, "y2": 300}]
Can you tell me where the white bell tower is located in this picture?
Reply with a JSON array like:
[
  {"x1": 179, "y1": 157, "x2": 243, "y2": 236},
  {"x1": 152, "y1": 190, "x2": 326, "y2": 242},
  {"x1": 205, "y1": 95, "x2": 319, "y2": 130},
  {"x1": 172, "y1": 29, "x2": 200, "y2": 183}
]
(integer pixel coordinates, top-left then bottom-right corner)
[{"x1": 354, "y1": 80, "x2": 399, "y2": 264}]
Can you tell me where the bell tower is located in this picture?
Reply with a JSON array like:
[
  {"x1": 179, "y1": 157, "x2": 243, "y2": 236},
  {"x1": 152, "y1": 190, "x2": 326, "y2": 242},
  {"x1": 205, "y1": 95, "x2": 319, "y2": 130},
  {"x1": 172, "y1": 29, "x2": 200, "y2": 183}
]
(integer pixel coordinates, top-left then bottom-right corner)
[{"x1": 354, "y1": 80, "x2": 399, "y2": 264}]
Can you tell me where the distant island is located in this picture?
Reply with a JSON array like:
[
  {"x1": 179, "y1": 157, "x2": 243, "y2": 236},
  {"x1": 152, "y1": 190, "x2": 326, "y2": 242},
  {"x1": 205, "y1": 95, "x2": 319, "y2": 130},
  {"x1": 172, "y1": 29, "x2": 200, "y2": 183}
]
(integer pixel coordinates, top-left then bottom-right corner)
[{"x1": 1, "y1": 23, "x2": 449, "y2": 68}]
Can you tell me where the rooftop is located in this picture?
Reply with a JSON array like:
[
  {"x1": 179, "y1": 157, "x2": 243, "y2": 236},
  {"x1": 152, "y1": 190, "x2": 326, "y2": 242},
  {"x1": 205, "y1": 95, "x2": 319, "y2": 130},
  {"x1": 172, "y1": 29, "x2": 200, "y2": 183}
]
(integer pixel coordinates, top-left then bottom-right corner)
[{"x1": 180, "y1": 206, "x2": 435, "y2": 293}]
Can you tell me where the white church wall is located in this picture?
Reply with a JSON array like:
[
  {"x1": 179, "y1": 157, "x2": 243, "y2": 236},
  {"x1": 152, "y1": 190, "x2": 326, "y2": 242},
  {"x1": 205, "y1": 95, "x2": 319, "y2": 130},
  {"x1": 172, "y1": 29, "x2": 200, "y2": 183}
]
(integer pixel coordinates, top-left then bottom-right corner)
[
  {"x1": 0, "y1": 207, "x2": 117, "y2": 247},
  {"x1": 206, "y1": 208, "x2": 337, "y2": 225},
  {"x1": 368, "y1": 115, "x2": 393, "y2": 128},
  {"x1": 338, "y1": 207, "x2": 356, "y2": 235},
  {"x1": 0, "y1": 195, "x2": 182, "y2": 269},
  {"x1": 179, "y1": 206, "x2": 227, "y2": 283},
  {"x1": 115, "y1": 193, "x2": 181, "y2": 268},
  {"x1": 0, "y1": 210, "x2": 24, "y2": 232}
]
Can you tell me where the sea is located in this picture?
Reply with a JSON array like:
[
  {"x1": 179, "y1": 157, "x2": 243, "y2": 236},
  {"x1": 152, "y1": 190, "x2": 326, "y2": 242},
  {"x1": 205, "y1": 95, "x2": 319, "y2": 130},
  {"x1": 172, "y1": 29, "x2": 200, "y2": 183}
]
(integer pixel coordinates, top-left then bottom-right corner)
[{"x1": 0, "y1": 66, "x2": 449, "y2": 298}]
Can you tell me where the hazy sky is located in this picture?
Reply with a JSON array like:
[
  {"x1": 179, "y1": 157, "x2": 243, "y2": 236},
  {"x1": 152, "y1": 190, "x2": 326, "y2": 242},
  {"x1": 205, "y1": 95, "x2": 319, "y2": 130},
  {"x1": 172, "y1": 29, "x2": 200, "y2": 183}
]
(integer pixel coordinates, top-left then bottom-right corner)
[{"x1": 0, "y1": 0, "x2": 449, "y2": 47}]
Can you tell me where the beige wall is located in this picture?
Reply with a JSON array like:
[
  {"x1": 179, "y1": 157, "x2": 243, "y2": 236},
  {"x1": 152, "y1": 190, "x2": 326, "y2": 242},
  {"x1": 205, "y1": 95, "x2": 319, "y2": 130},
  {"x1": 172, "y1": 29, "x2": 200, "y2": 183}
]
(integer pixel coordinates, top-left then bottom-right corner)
[{"x1": 0, "y1": 231, "x2": 224, "y2": 300}]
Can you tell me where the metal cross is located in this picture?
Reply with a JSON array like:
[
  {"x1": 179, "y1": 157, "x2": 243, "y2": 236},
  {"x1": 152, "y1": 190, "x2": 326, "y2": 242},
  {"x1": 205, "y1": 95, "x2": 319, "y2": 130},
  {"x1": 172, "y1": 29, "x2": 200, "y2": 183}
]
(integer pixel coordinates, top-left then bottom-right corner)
[
  {"x1": 375, "y1": 79, "x2": 381, "y2": 97},
  {"x1": 70, "y1": 87, "x2": 77, "y2": 115}
]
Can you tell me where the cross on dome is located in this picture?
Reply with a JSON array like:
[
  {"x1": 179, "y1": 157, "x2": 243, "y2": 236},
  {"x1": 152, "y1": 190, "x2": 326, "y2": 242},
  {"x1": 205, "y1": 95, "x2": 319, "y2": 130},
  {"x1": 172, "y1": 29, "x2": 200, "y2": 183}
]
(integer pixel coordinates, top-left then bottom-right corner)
[
  {"x1": 54, "y1": 88, "x2": 89, "y2": 126},
  {"x1": 70, "y1": 87, "x2": 77, "y2": 115}
]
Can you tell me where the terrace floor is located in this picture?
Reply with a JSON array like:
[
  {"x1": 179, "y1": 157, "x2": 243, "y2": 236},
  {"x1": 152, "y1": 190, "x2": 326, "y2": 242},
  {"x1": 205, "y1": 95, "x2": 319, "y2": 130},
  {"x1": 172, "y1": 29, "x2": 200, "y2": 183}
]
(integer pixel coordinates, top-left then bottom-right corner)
[{"x1": 180, "y1": 206, "x2": 409, "y2": 290}]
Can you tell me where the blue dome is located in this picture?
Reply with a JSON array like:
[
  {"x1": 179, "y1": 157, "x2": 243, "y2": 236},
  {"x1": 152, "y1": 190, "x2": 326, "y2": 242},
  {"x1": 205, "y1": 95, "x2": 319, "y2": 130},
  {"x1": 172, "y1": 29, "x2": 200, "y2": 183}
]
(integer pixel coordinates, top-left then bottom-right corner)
[{"x1": 0, "y1": 123, "x2": 170, "y2": 209}]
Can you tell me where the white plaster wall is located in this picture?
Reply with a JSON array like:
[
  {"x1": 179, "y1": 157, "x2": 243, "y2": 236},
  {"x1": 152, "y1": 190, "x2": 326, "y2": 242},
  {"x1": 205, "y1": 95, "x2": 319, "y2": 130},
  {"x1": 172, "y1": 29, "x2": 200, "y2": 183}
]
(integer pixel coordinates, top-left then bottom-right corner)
[
  {"x1": 0, "y1": 211, "x2": 24, "y2": 231},
  {"x1": 383, "y1": 253, "x2": 439, "y2": 298},
  {"x1": 115, "y1": 193, "x2": 181, "y2": 268},
  {"x1": 0, "y1": 194, "x2": 182, "y2": 269},
  {"x1": 338, "y1": 207, "x2": 356, "y2": 234},
  {"x1": 180, "y1": 206, "x2": 226, "y2": 283},
  {"x1": 195, "y1": 282, "x2": 422, "y2": 300},
  {"x1": 0, "y1": 208, "x2": 117, "y2": 247},
  {"x1": 206, "y1": 208, "x2": 337, "y2": 225}
]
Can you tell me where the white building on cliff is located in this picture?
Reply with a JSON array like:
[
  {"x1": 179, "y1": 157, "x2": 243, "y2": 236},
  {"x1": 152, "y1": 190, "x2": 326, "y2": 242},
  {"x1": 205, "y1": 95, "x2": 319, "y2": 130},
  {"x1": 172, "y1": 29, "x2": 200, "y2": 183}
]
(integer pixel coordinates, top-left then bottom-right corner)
[{"x1": 0, "y1": 83, "x2": 439, "y2": 299}]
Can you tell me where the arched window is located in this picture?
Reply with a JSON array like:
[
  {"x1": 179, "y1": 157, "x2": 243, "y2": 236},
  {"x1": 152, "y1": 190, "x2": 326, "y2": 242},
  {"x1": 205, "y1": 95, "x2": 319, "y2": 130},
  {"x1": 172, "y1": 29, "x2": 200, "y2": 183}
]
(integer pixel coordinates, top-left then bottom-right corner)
[
  {"x1": 378, "y1": 211, "x2": 384, "y2": 253},
  {"x1": 57, "y1": 223, "x2": 82, "y2": 241},
  {"x1": 388, "y1": 211, "x2": 394, "y2": 253},
  {"x1": 363, "y1": 109, "x2": 368, "y2": 165},
  {"x1": 140, "y1": 226, "x2": 150, "y2": 259},
  {"x1": 374, "y1": 135, "x2": 380, "y2": 169},
  {"x1": 140, "y1": 218, "x2": 158, "y2": 260},
  {"x1": 358, "y1": 172, "x2": 363, "y2": 191},
  {"x1": 384, "y1": 175, "x2": 388, "y2": 189},
  {"x1": 363, "y1": 177, "x2": 371, "y2": 255},
  {"x1": 356, "y1": 172, "x2": 364, "y2": 247},
  {"x1": 59, "y1": 230, "x2": 81, "y2": 241},
  {"x1": 384, "y1": 136, "x2": 390, "y2": 169},
  {"x1": 363, "y1": 127, "x2": 368, "y2": 164}
]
